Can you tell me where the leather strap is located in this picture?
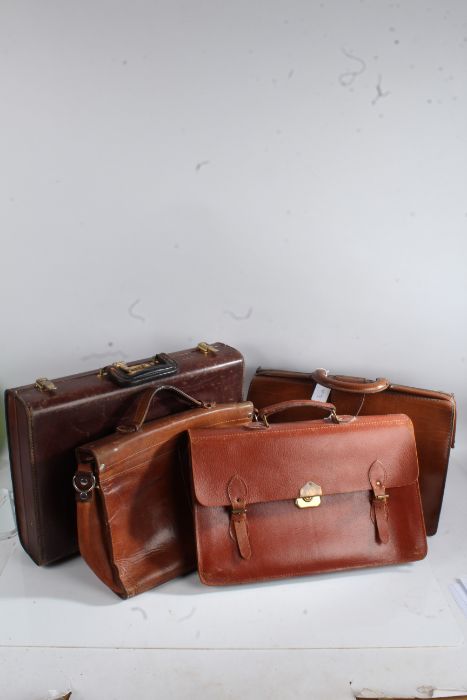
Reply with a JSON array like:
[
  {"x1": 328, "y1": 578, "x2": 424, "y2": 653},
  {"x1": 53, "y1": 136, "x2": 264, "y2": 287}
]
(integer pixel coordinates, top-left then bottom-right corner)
[
  {"x1": 117, "y1": 385, "x2": 212, "y2": 433},
  {"x1": 369, "y1": 460, "x2": 390, "y2": 544},
  {"x1": 258, "y1": 399, "x2": 337, "y2": 424},
  {"x1": 311, "y1": 369, "x2": 390, "y2": 394},
  {"x1": 228, "y1": 475, "x2": 251, "y2": 560}
]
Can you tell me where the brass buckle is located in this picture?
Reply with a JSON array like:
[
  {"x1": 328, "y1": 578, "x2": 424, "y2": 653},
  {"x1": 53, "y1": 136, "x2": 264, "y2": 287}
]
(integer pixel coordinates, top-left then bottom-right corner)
[
  {"x1": 295, "y1": 481, "x2": 322, "y2": 508},
  {"x1": 374, "y1": 493, "x2": 389, "y2": 502}
]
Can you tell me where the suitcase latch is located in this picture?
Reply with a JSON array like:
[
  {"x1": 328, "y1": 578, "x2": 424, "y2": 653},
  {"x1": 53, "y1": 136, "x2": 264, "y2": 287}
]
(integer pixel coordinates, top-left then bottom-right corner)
[
  {"x1": 197, "y1": 342, "x2": 218, "y2": 355},
  {"x1": 295, "y1": 481, "x2": 322, "y2": 508},
  {"x1": 34, "y1": 377, "x2": 57, "y2": 393}
]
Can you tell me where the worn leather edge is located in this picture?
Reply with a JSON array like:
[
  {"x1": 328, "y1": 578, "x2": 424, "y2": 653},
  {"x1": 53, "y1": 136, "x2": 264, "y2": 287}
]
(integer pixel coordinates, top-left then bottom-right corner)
[{"x1": 5, "y1": 390, "x2": 44, "y2": 565}]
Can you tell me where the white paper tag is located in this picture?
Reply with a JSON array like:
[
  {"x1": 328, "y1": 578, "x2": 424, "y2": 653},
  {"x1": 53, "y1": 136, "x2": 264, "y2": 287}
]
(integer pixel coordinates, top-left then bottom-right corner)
[{"x1": 311, "y1": 383, "x2": 331, "y2": 402}]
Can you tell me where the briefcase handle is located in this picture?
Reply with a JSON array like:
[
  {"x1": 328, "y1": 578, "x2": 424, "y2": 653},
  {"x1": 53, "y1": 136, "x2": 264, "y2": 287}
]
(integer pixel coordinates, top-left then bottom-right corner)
[
  {"x1": 105, "y1": 353, "x2": 178, "y2": 387},
  {"x1": 117, "y1": 385, "x2": 214, "y2": 433},
  {"x1": 258, "y1": 399, "x2": 338, "y2": 426},
  {"x1": 311, "y1": 369, "x2": 390, "y2": 394}
]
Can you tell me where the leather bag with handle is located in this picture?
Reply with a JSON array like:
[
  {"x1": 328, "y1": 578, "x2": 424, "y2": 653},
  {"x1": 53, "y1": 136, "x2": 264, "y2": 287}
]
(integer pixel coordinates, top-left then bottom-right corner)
[
  {"x1": 189, "y1": 400, "x2": 427, "y2": 586},
  {"x1": 74, "y1": 385, "x2": 253, "y2": 598},
  {"x1": 247, "y1": 368, "x2": 456, "y2": 536}
]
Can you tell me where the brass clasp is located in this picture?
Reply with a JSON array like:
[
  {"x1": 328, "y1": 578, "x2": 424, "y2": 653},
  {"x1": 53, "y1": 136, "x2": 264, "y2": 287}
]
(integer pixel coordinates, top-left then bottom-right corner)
[{"x1": 295, "y1": 481, "x2": 322, "y2": 508}]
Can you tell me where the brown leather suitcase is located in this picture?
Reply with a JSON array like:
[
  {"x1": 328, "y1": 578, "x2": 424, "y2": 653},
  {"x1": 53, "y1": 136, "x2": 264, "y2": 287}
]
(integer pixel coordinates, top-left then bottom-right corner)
[
  {"x1": 189, "y1": 399, "x2": 427, "y2": 586},
  {"x1": 75, "y1": 386, "x2": 253, "y2": 597},
  {"x1": 247, "y1": 368, "x2": 456, "y2": 536},
  {"x1": 5, "y1": 342, "x2": 244, "y2": 565}
]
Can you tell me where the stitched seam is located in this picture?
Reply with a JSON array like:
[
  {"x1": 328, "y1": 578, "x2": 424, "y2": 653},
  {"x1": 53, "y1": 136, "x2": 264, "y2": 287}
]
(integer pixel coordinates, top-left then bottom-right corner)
[
  {"x1": 227, "y1": 474, "x2": 248, "y2": 505},
  {"x1": 191, "y1": 418, "x2": 411, "y2": 442}
]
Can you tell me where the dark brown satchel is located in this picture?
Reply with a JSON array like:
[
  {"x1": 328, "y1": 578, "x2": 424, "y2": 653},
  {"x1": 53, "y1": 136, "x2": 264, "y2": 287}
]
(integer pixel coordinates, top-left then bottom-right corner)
[
  {"x1": 75, "y1": 385, "x2": 254, "y2": 598},
  {"x1": 5, "y1": 341, "x2": 244, "y2": 565},
  {"x1": 189, "y1": 400, "x2": 427, "y2": 586},
  {"x1": 247, "y1": 368, "x2": 456, "y2": 536}
]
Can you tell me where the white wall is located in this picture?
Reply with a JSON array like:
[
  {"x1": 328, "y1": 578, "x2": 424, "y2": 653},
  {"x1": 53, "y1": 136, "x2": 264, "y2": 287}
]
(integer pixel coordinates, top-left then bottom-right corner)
[{"x1": 1, "y1": 0, "x2": 466, "y2": 450}]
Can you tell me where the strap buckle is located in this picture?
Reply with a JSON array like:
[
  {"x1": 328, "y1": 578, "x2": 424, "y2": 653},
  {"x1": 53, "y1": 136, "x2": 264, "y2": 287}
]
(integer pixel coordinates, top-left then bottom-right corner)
[{"x1": 73, "y1": 472, "x2": 96, "y2": 502}]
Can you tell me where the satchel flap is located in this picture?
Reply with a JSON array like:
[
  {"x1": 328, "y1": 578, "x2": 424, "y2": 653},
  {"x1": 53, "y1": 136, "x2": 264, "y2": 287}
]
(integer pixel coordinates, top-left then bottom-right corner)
[
  {"x1": 76, "y1": 401, "x2": 254, "y2": 480},
  {"x1": 189, "y1": 414, "x2": 419, "y2": 507}
]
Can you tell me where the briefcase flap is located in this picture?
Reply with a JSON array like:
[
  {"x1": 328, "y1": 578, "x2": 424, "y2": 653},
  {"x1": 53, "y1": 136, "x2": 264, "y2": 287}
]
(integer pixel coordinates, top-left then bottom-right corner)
[{"x1": 189, "y1": 414, "x2": 419, "y2": 508}]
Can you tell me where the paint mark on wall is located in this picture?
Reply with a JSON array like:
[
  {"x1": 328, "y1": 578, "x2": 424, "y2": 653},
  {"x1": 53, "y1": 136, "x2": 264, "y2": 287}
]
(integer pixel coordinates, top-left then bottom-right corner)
[
  {"x1": 178, "y1": 606, "x2": 197, "y2": 622},
  {"x1": 224, "y1": 307, "x2": 253, "y2": 321},
  {"x1": 372, "y1": 75, "x2": 390, "y2": 105},
  {"x1": 339, "y1": 49, "x2": 366, "y2": 87},
  {"x1": 131, "y1": 606, "x2": 148, "y2": 620},
  {"x1": 128, "y1": 299, "x2": 145, "y2": 322}
]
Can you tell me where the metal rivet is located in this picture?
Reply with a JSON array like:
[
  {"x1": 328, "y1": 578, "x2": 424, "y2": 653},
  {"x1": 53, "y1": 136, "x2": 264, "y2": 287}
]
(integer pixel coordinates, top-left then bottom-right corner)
[
  {"x1": 100, "y1": 464, "x2": 105, "y2": 471},
  {"x1": 376, "y1": 480, "x2": 381, "y2": 486}
]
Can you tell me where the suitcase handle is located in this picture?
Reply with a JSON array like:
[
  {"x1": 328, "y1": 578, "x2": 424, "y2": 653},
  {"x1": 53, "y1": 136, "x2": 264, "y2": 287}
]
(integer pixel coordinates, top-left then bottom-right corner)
[
  {"x1": 106, "y1": 353, "x2": 178, "y2": 387},
  {"x1": 258, "y1": 399, "x2": 338, "y2": 426},
  {"x1": 311, "y1": 369, "x2": 390, "y2": 394},
  {"x1": 117, "y1": 385, "x2": 213, "y2": 433}
]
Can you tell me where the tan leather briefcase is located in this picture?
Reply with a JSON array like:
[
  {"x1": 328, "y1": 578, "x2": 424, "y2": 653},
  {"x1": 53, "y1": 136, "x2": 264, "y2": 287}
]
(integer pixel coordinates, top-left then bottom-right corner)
[
  {"x1": 189, "y1": 400, "x2": 427, "y2": 586},
  {"x1": 247, "y1": 368, "x2": 456, "y2": 536},
  {"x1": 74, "y1": 386, "x2": 253, "y2": 597}
]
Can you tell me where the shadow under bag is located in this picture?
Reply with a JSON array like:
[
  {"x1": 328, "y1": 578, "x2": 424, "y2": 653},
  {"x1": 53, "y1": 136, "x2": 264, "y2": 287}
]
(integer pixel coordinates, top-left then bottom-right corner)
[
  {"x1": 188, "y1": 400, "x2": 427, "y2": 586},
  {"x1": 74, "y1": 386, "x2": 253, "y2": 598}
]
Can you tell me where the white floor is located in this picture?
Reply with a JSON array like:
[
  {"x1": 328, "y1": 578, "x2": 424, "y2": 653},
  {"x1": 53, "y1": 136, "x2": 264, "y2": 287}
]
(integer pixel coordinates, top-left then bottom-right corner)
[{"x1": 1, "y1": 451, "x2": 466, "y2": 700}]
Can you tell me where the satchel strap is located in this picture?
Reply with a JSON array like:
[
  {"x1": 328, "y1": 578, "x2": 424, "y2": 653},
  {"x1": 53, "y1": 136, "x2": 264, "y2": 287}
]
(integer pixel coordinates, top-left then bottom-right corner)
[
  {"x1": 117, "y1": 385, "x2": 213, "y2": 433},
  {"x1": 369, "y1": 460, "x2": 390, "y2": 544},
  {"x1": 228, "y1": 475, "x2": 251, "y2": 560}
]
